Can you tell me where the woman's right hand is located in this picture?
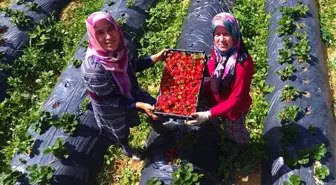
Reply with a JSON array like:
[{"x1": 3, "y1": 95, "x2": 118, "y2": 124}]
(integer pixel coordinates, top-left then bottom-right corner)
[{"x1": 136, "y1": 102, "x2": 159, "y2": 120}]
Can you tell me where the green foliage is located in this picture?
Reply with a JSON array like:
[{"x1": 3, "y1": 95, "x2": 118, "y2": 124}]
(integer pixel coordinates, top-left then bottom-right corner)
[
  {"x1": 79, "y1": 96, "x2": 90, "y2": 112},
  {"x1": 283, "y1": 174, "x2": 302, "y2": 185},
  {"x1": 43, "y1": 137, "x2": 70, "y2": 159},
  {"x1": 126, "y1": 0, "x2": 135, "y2": 8},
  {"x1": 280, "y1": 85, "x2": 300, "y2": 102},
  {"x1": 72, "y1": 58, "x2": 82, "y2": 68},
  {"x1": 147, "y1": 177, "x2": 163, "y2": 185},
  {"x1": 32, "y1": 111, "x2": 54, "y2": 134},
  {"x1": 314, "y1": 143, "x2": 327, "y2": 161},
  {"x1": 314, "y1": 166, "x2": 330, "y2": 180},
  {"x1": 17, "y1": 0, "x2": 25, "y2": 5},
  {"x1": 278, "y1": 48, "x2": 292, "y2": 64},
  {"x1": 276, "y1": 64, "x2": 296, "y2": 81},
  {"x1": 32, "y1": 111, "x2": 79, "y2": 135},
  {"x1": 276, "y1": 3, "x2": 308, "y2": 36},
  {"x1": 276, "y1": 15, "x2": 294, "y2": 35},
  {"x1": 171, "y1": 163, "x2": 203, "y2": 185},
  {"x1": 280, "y1": 123, "x2": 298, "y2": 146},
  {"x1": 118, "y1": 168, "x2": 139, "y2": 185},
  {"x1": 27, "y1": 2, "x2": 40, "y2": 11},
  {"x1": 318, "y1": 0, "x2": 336, "y2": 47},
  {"x1": 54, "y1": 113, "x2": 79, "y2": 135},
  {"x1": 103, "y1": 145, "x2": 121, "y2": 165},
  {"x1": 2, "y1": 169, "x2": 23, "y2": 185},
  {"x1": 308, "y1": 124, "x2": 317, "y2": 135},
  {"x1": 9, "y1": 10, "x2": 31, "y2": 27},
  {"x1": 293, "y1": 33, "x2": 311, "y2": 63},
  {"x1": 277, "y1": 105, "x2": 301, "y2": 123},
  {"x1": 26, "y1": 164, "x2": 55, "y2": 185}
]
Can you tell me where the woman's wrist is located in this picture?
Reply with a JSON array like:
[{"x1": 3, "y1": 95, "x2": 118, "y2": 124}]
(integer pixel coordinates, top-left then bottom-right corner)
[{"x1": 136, "y1": 102, "x2": 143, "y2": 109}]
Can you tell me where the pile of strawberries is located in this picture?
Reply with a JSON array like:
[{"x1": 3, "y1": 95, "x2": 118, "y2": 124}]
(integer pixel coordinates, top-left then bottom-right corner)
[{"x1": 155, "y1": 50, "x2": 205, "y2": 116}]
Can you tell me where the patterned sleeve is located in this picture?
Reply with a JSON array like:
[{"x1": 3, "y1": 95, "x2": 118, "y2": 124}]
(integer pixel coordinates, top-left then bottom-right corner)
[
  {"x1": 130, "y1": 56, "x2": 154, "y2": 73},
  {"x1": 81, "y1": 56, "x2": 137, "y2": 109}
]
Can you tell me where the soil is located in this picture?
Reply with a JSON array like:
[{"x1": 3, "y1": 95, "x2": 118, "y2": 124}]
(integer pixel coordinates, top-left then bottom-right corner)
[
  {"x1": 327, "y1": 47, "x2": 336, "y2": 116},
  {"x1": 109, "y1": 157, "x2": 145, "y2": 184},
  {"x1": 235, "y1": 164, "x2": 261, "y2": 185},
  {"x1": 59, "y1": 1, "x2": 83, "y2": 23},
  {"x1": 0, "y1": 0, "x2": 12, "y2": 8}
]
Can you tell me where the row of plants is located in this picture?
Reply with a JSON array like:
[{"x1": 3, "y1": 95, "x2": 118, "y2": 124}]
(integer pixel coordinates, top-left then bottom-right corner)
[
  {"x1": 317, "y1": 0, "x2": 336, "y2": 116},
  {"x1": 0, "y1": 0, "x2": 104, "y2": 183},
  {"x1": 275, "y1": 1, "x2": 330, "y2": 182},
  {"x1": 0, "y1": 1, "x2": 41, "y2": 29}
]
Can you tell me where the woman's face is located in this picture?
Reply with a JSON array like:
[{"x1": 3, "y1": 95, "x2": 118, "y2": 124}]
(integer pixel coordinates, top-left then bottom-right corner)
[
  {"x1": 214, "y1": 26, "x2": 234, "y2": 52},
  {"x1": 94, "y1": 19, "x2": 120, "y2": 51}
]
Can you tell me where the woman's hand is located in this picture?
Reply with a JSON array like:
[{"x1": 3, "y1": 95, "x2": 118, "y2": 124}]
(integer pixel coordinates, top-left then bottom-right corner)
[
  {"x1": 136, "y1": 102, "x2": 159, "y2": 120},
  {"x1": 185, "y1": 111, "x2": 211, "y2": 126},
  {"x1": 151, "y1": 48, "x2": 168, "y2": 63}
]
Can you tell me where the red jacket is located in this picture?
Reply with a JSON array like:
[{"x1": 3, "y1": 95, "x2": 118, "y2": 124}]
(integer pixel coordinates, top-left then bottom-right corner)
[{"x1": 203, "y1": 49, "x2": 254, "y2": 120}]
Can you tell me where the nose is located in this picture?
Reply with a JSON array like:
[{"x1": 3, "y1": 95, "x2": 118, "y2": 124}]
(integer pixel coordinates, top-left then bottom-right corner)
[
  {"x1": 105, "y1": 33, "x2": 111, "y2": 39},
  {"x1": 218, "y1": 34, "x2": 226, "y2": 42}
]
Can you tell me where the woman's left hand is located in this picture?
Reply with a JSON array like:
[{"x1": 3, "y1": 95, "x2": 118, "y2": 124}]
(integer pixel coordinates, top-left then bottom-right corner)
[
  {"x1": 185, "y1": 111, "x2": 211, "y2": 126},
  {"x1": 151, "y1": 48, "x2": 168, "y2": 63}
]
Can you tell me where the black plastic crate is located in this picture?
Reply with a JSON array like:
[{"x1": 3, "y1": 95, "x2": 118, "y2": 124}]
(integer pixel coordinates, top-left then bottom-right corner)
[{"x1": 153, "y1": 48, "x2": 208, "y2": 120}]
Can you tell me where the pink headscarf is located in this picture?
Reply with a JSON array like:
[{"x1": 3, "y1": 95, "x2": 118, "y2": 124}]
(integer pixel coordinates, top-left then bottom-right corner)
[{"x1": 85, "y1": 11, "x2": 133, "y2": 99}]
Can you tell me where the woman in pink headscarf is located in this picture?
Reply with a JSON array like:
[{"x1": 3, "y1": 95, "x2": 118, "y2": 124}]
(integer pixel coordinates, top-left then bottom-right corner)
[
  {"x1": 186, "y1": 12, "x2": 254, "y2": 146},
  {"x1": 81, "y1": 11, "x2": 167, "y2": 160}
]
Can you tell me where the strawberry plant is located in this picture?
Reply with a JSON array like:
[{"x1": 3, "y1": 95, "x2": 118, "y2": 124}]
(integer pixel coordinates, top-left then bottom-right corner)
[
  {"x1": 278, "y1": 48, "x2": 292, "y2": 64},
  {"x1": 32, "y1": 111, "x2": 79, "y2": 135},
  {"x1": 314, "y1": 166, "x2": 330, "y2": 180},
  {"x1": 9, "y1": 10, "x2": 31, "y2": 27},
  {"x1": 280, "y1": 123, "x2": 298, "y2": 146},
  {"x1": 126, "y1": 0, "x2": 135, "y2": 8},
  {"x1": 79, "y1": 96, "x2": 90, "y2": 112},
  {"x1": 27, "y1": 2, "x2": 40, "y2": 11},
  {"x1": 171, "y1": 163, "x2": 203, "y2": 185},
  {"x1": 2, "y1": 169, "x2": 23, "y2": 185},
  {"x1": 80, "y1": 40, "x2": 89, "y2": 48},
  {"x1": 117, "y1": 17, "x2": 126, "y2": 28},
  {"x1": 313, "y1": 143, "x2": 327, "y2": 161},
  {"x1": 155, "y1": 51, "x2": 205, "y2": 116},
  {"x1": 283, "y1": 174, "x2": 303, "y2": 185},
  {"x1": 276, "y1": 64, "x2": 296, "y2": 81},
  {"x1": 32, "y1": 111, "x2": 54, "y2": 134},
  {"x1": 296, "y1": 148, "x2": 310, "y2": 165},
  {"x1": 280, "y1": 85, "x2": 300, "y2": 102},
  {"x1": 43, "y1": 137, "x2": 70, "y2": 159},
  {"x1": 119, "y1": 167, "x2": 139, "y2": 185},
  {"x1": 276, "y1": 14, "x2": 294, "y2": 35},
  {"x1": 293, "y1": 34, "x2": 311, "y2": 63},
  {"x1": 26, "y1": 164, "x2": 55, "y2": 185},
  {"x1": 292, "y1": 3, "x2": 308, "y2": 17},
  {"x1": 308, "y1": 124, "x2": 316, "y2": 135},
  {"x1": 71, "y1": 58, "x2": 82, "y2": 68},
  {"x1": 147, "y1": 177, "x2": 162, "y2": 185},
  {"x1": 103, "y1": 145, "x2": 121, "y2": 165},
  {"x1": 15, "y1": 134, "x2": 35, "y2": 155},
  {"x1": 277, "y1": 105, "x2": 301, "y2": 123},
  {"x1": 53, "y1": 113, "x2": 79, "y2": 135},
  {"x1": 16, "y1": 0, "x2": 25, "y2": 5}
]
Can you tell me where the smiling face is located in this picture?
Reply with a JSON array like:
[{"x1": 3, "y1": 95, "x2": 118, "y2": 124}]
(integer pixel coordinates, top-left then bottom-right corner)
[
  {"x1": 94, "y1": 19, "x2": 120, "y2": 51},
  {"x1": 214, "y1": 26, "x2": 234, "y2": 52}
]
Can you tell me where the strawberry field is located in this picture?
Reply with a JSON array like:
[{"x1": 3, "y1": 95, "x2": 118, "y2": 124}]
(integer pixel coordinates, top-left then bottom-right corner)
[{"x1": 0, "y1": 0, "x2": 335, "y2": 184}]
